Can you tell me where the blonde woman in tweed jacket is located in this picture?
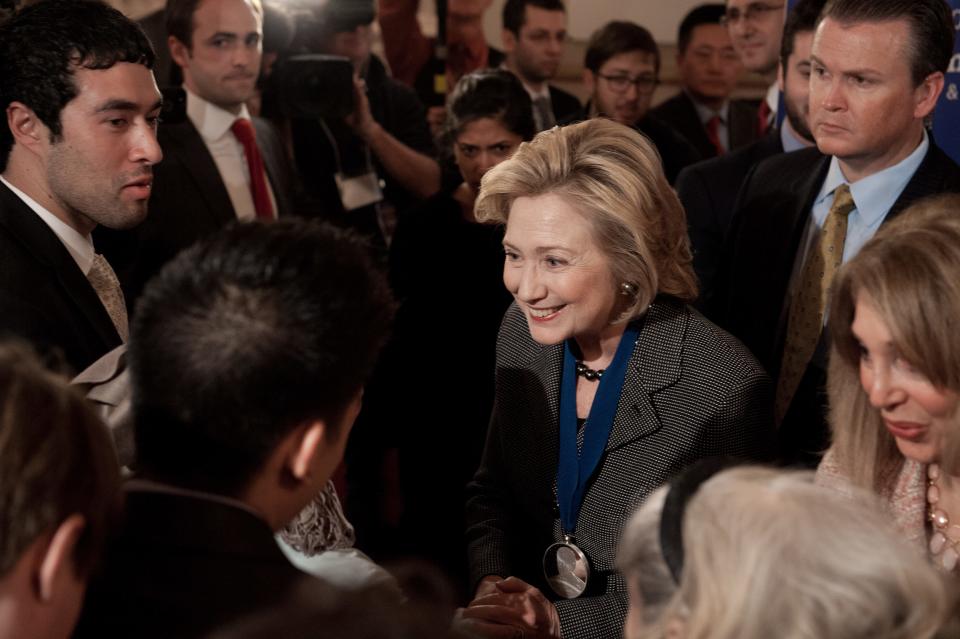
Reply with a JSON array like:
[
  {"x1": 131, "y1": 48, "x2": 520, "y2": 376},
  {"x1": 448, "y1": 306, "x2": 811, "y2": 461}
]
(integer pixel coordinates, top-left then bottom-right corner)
[
  {"x1": 817, "y1": 195, "x2": 960, "y2": 572},
  {"x1": 457, "y1": 119, "x2": 775, "y2": 639}
]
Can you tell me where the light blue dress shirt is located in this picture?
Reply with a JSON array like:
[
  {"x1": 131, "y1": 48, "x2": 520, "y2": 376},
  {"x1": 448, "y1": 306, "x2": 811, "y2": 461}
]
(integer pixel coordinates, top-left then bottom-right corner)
[{"x1": 811, "y1": 129, "x2": 929, "y2": 263}]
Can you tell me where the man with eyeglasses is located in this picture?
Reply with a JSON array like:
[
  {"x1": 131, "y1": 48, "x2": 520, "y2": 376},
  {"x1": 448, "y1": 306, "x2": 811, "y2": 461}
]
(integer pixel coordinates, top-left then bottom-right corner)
[
  {"x1": 678, "y1": 0, "x2": 823, "y2": 301},
  {"x1": 711, "y1": 0, "x2": 960, "y2": 467},
  {"x1": 723, "y1": 0, "x2": 786, "y2": 134},
  {"x1": 653, "y1": 4, "x2": 759, "y2": 160},
  {"x1": 581, "y1": 21, "x2": 699, "y2": 183}
]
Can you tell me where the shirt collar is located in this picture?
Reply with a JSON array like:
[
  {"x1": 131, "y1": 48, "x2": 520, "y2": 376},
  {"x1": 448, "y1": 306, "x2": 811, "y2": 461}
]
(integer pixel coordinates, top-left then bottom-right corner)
[
  {"x1": 815, "y1": 129, "x2": 929, "y2": 227},
  {"x1": 687, "y1": 91, "x2": 729, "y2": 124},
  {"x1": 185, "y1": 87, "x2": 252, "y2": 142},
  {"x1": 0, "y1": 175, "x2": 94, "y2": 274},
  {"x1": 499, "y1": 62, "x2": 551, "y2": 100},
  {"x1": 780, "y1": 119, "x2": 809, "y2": 153},
  {"x1": 764, "y1": 82, "x2": 779, "y2": 113}
]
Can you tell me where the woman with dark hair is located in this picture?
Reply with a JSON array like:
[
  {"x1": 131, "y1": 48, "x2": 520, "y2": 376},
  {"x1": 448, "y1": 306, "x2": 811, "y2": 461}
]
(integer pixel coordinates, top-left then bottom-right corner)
[{"x1": 356, "y1": 70, "x2": 535, "y2": 591}]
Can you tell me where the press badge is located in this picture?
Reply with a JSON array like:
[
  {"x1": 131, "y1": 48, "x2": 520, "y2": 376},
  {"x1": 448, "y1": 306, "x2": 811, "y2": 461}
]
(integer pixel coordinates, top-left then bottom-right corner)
[{"x1": 335, "y1": 171, "x2": 384, "y2": 211}]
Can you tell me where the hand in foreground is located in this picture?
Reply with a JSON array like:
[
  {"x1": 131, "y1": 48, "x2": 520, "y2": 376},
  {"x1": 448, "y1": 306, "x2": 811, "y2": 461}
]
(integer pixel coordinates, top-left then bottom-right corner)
[{"x1": 453, "y1": 577, "x2": 561, "y2": 639}]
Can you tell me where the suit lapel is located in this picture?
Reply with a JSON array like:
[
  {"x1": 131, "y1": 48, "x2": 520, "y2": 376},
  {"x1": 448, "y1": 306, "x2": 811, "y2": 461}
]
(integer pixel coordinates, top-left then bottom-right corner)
[
  {"x1": 728, "y1": 101, "x2": 757, "y2": 150},
  {"x1": 605, "y1": 301, "x2": 685, "y2": 451},
  {"x1": 887, "y1": 143, "x2": 954, "y2": 221},
  {"x1": 0, "y1": 184, "x2": 119, "y2": 347},
  {"x1": 161, "y1": 121, "x2": 236, "y2": 226},
  {"x1": 253, "y1": 118, "x2": 290, "y2": 218}
]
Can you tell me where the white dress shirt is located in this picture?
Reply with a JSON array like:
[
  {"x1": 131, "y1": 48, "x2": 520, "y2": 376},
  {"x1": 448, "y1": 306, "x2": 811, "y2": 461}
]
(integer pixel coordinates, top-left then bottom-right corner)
[
  {"x1": 0, "y1": 175, "x2": 94, "y2": 274},
  {"x1": 185, "y1": 89, "x2": 277, "y2": 221}
]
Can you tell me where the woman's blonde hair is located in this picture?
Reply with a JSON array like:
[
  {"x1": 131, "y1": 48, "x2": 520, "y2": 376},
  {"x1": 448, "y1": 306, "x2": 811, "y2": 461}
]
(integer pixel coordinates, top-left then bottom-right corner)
[
  {"x1": 662, "y1": 466, "x2": 951, "y2": 639},
  {"x1": 828, "y1": 194, "x2": 960, "y2": 490},
  {"x1": 474, "y1": 118, "x2": 698, "y2": 318},
  {"x1": 616, "y1": 486, "x2": 676, "y2": 633}
]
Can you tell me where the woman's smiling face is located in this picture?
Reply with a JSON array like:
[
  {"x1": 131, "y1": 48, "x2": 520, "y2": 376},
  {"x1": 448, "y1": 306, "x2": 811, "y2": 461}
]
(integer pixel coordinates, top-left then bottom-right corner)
[{"x1": 502, "y1": 192, "x2": 622, "y2": 346}]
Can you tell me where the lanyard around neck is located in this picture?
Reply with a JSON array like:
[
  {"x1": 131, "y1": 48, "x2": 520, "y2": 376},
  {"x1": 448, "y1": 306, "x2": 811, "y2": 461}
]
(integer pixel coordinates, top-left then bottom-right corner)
[{"x1": 556, "y1": 322, "x2": 640, "y2": 536}]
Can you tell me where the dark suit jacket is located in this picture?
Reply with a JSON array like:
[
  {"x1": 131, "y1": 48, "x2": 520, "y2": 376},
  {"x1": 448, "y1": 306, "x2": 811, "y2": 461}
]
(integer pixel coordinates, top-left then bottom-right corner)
[
  {"x1": 466, "y1": 299, "x2": 773, "y2": 639},
  {"x1": 676, "y1": 130, "x2": 784, "y2": 302},
  {"x1": 73, "y1": 488, "x2": 339, "y2": 638},
  {"x1": 711, "y1": 142, "x2": 960, "y2": 463},
  {"x1": 97, "y1": 116, "x2": 297, "y2": 304},
  {"x1": 0, "y1": 182, "x2": 121, "y2": 374},
  {"x1": 549, "y1": 85, "x2": 582, "y2": 126},
  {"x1": 652, "y1": 92, "x2": 759, "y2": 160}
]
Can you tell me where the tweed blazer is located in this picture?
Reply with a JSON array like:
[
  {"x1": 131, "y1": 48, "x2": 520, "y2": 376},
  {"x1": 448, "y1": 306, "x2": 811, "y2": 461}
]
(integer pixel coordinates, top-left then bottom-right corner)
[{"x1": 465, "y1": 298, "x2": 774, "y2": 638}]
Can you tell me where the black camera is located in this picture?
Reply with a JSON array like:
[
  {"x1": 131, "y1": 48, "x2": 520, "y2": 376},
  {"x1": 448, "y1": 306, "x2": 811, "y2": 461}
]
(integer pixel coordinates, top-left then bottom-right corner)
[{"x1": 273, "y1": 54, "x2": 355, "y2": 120}]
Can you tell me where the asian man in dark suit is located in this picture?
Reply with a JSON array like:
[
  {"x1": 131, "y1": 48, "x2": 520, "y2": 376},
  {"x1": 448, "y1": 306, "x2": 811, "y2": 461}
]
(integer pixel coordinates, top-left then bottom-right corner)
[
  {"x1": 0, "y1": 0, "x2": 162, "y2": 375},
  {"x1": 678, "y1": 0, "x2": 823, "y2": 301},
  {"x1": 100, "y1": 0, "x2": 298, "y2": 304},
  {"x1": 74, "y1": 220, "x2": 395, "y2": 638},
  {"x1": 652, "y1": 4, "x2": 758, "y2": 160},
  {"x1": 711, "y1": 0, "x2": 960, "y2": 467}
]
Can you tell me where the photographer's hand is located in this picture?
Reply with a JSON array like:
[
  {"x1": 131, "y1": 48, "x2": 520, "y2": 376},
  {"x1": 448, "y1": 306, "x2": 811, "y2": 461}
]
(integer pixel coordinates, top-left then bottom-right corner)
[
  {"x1": 346, "y1": 76, "x2": 380, "y2": 141},
  {"x1": 344, "y1": 76, "x2": 441, "y2": 200}
]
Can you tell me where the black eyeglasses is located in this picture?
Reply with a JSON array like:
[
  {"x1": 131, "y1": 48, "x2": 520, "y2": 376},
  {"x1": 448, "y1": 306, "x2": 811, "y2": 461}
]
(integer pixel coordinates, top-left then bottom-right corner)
[
  {"x1": 596, "y1": 73, "x2": 658, "y2": 94},
  {"x1": 720, "y1": 2, "x2": 785, "y2": 25}
]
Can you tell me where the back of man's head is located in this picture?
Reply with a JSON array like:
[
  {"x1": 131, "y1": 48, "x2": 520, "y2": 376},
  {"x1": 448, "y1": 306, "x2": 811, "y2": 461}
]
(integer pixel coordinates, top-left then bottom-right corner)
[
  {"x1": 130, "y1": 220, "x2": 394, "y2": 499},
  {"x1": 820, "y1": 0, "x2": 954, "y2": 86},
  {"x1": 677, "y1": 4, "x2": 726, "y2": 55},
  {"x1": 0, "y1": 342, "x2": 120, "y2": 639},
  {"x1": 780, "y1": 0, "x2": 826, "y2": 71},
  {"x1": 502, "y1": 0, "x2": 565, "y2": 35},
  {"x1": 584, "y1": 21, "x2": 660, "y2": 75},
  {"x1": 0, "y1": 0, "x2": 155, "y2": 173}
]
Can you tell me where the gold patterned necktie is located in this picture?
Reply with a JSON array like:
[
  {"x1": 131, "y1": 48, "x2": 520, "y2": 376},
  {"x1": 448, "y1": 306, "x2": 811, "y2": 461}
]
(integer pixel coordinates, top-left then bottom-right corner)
[
  {"x1": 774, "y1": 184, "x2": 856, "y2": 424},
  {"x1": 86, "y1": 253, "x2": 129, "y2": 342}
]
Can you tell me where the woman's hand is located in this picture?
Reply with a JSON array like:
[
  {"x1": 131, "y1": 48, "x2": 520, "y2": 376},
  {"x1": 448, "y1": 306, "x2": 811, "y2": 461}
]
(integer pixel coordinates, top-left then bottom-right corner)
[{"x1": 454, "y1": 577, "x2": 561, "y2": 638}]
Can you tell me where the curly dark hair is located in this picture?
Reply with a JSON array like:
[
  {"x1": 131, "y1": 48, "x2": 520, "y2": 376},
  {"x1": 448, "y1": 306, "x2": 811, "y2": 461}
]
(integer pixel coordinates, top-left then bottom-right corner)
[{"x1": 0, "y1": 0, "x2": 155, "y2": 172}]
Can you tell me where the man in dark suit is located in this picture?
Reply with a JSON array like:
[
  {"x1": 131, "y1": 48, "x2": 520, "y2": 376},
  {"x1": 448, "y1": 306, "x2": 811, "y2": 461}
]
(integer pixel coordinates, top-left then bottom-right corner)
[
  {"x1": 501, "y1": 0, "x2": 581, "y2": 130},
  {"x1": 0, "y1": 0, "x2": 162, "y2": 374},
  {"x1": 712, "y1": 0, "x2": 960, "y2": 466},
  {"x1": 653, "y1": 4, "x2": 758, "y2": 160},
  {"x1": 678, "y1": 0, "x2": 823, "y2": 300},
  {"x1": 103, "y1": 0, "x2": 298, "y2": 303},
  {"x1": 74, "y1": 220, "x2": 395, "y2": 638},
  {"x1": 581, "y1": 21, "x2": 700, "y2": 183}
]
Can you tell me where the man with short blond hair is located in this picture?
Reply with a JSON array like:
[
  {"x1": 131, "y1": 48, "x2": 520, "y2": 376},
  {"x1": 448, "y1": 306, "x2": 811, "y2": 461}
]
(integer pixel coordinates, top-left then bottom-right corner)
[{"x1": 714, "y1": 0, "x2": 960, "y2": 466}]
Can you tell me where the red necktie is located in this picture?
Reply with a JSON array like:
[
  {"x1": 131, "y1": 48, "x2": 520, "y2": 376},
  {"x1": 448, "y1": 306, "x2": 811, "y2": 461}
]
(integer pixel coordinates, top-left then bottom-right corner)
[
  {"x1": 231, "y1": 118, "x2": 275, "y2": 221},
  {"x1": 706, "y1": 115, "x2": 725, "y2": 156},
  {"x1": 756, "y1": 100, "x2": 772, "y2": 137}
]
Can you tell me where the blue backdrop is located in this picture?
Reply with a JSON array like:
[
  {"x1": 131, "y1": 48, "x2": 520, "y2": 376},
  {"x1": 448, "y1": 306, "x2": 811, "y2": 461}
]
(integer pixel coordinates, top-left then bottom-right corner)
[{"x1": 932, "y1": 2, "x2": 960, "y2": 164}]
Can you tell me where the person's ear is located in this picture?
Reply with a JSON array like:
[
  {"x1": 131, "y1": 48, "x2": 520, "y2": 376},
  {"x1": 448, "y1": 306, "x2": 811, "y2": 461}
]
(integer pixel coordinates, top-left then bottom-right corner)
[
  {"x1": 502, "y1": 28, "x2": 517, "y2": 55},
  {"x1": 168, "y1": 35, "x2": 191, "y2": 69},
  {"x1": 583, "y1": 69, "x2": 597, "y2": 95},
  {"x1": 913, "y1": 71, "x2": 944, "y2": 120},
  {"x1": 6, "y1": 102, "x2": 48, "y2": 154},
  {"x1": 37, "y1": 514, "x2": 86, "y2": 603},
  {"x1": 288, "y1": 421, "x2": 325, "y2": 481}
]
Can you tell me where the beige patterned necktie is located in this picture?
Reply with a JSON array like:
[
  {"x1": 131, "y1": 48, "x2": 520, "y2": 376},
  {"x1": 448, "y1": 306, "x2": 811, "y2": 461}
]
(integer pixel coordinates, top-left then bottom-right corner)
[
  {"x1": 86, "y1": 253, "x2": 129, "y2": 342},
  {"x1": 775, "y1": 184, "x2": 856, "y2": 424}
]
